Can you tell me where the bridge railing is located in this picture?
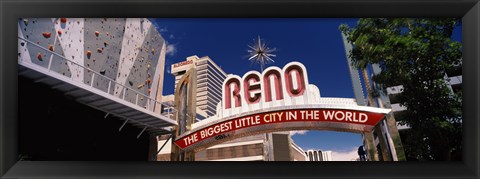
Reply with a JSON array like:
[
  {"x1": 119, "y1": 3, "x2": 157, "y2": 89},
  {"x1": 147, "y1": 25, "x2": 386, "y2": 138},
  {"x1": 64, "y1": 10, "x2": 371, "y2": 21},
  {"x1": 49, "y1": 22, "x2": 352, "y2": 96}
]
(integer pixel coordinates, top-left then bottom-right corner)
[{"x1": 18, "y1": 36, "x2": 176, "y2": 117}]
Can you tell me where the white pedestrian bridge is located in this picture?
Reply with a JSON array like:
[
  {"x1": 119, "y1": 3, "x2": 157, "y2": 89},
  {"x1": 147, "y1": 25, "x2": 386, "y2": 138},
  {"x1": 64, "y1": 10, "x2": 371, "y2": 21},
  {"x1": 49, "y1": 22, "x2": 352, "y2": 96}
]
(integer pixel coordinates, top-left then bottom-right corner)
[{"x1": 18, "y1": 36, "x2": 177, "y2": 137}]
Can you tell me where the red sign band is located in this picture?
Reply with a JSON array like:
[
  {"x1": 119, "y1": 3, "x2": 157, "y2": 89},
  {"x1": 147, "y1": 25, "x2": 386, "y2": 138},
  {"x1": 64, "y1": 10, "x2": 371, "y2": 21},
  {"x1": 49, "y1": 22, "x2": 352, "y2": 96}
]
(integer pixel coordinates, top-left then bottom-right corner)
[{"x1": 174, "y1": 108, "x2": 386, "y2": 150}]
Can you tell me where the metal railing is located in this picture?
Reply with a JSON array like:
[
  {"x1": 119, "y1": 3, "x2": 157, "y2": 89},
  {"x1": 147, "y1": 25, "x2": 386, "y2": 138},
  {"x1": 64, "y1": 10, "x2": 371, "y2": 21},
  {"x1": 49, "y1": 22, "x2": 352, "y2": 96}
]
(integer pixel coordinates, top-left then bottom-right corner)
[{"x1": 18, "y1": 36, "x2": 176, "y2": 117}]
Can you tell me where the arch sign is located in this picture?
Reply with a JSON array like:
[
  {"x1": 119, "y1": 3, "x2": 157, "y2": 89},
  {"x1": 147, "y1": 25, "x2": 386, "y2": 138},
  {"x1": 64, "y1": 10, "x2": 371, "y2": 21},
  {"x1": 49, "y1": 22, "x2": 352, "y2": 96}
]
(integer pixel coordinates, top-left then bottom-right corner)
[{"x1": 174, "y1": 62, "x2": 390, "y2": 151}]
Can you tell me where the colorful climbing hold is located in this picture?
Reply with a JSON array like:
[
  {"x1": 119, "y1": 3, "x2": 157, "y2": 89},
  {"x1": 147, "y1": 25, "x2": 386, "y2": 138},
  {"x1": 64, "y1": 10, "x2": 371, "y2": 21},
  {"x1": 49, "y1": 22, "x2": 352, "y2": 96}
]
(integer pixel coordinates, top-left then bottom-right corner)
[
  {"x1": 147, "y1": 78, "x2": 151, "y2": 84},
  {"x1": 86, "y1": 50, "x2": 92, "y2": 59},
  {"x1": 148, "y1": 88, "x2": 151, "y2": 94},
  {"x1": 37, "y1": 53, "x2": 43, "y2": 61},
  {"x1": 97, "y1": 48, "x2": 102, "y2": 53},
  {"x1": 95, "y1": 31, "x2": 100, "y2": 37},
  {"x1": 147, "y1": 64, "x2": 150, "y2": 69},
  {"x1": 104, "y1": 41, "x2": 109, "y2": 47},
  {"x1": 60, "y1": 18, "x2": 67, "y2": 23},
  {"x1": 48, "y1": 45, "x2": 54, "y2": 51},
  {"x1": 42, "y1": 32, "x2": 51, "y2": 38},
  {"x1": 57, "y1": 30, "x2": 62, "y2": 36},
  {"x1": 137, "y1": 84, "x2": 144, "y2": 89},
  {"x1": 23, "y1": 19, "x2": 29, "y2": 26}
]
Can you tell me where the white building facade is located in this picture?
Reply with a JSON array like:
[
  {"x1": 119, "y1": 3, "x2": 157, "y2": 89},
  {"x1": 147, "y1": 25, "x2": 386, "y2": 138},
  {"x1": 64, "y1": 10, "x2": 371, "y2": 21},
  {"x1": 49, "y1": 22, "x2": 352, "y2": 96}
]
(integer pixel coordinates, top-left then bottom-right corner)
[
  {"x1": 305, "y1": 150, "x2": 333, "y2": 161},
  {"x1": 171, "y1": 55, "x2": 227, "y2": 118}
]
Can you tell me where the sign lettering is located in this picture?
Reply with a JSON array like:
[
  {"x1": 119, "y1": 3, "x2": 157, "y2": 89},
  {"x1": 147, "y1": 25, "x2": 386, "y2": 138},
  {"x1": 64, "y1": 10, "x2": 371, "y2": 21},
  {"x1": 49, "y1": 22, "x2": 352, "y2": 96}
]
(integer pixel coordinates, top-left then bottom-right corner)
[
  {"x1": 173, "y1": 60, "x2": 193, "y2": 68},
  {"x1": 173, "y1": 61, "x2": 391, "y2": 151},
  {"x1": 174, "y1": 108, "x2": 386, "y2": 150}
]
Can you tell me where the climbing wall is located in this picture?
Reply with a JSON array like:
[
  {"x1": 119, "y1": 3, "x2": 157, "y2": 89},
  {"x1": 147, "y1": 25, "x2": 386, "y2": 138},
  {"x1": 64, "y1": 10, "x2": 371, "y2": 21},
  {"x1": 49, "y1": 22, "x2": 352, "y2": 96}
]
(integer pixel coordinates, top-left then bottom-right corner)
[
  {"x1": 18, "y1": 18, "x2": 166, "y2": 107},
  {"x1": 122, "y1": 24, "x2": 165, "y2": 107},
  {"x1": 18, "y1": 23, "x2": 32, "y2": 63},
  {"x1": 53, "y1": 18, "x2": 84, "y2": 82},
  {"x1": 50, "y1": 30, "x2": 73, "y2": 78},
  {"x1": 83, "y1": 18, "x2": 126, "y2": 93},
  {"x1": 150, "y1": 38, "x2": 167, "y2": 105},
  {"x1": 113, "y1": 19, "x2": 152, "y2": 100},
  {"x1": 18, "y1": 18, "x2": 71, "y2": 77}
]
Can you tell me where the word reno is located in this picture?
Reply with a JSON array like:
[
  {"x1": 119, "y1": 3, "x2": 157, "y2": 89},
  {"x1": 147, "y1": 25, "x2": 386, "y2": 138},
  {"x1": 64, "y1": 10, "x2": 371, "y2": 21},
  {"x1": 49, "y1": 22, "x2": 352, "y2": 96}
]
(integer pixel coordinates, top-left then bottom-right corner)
[
  {"x1": 174, "y1": 109, "x2": 386, "y2": 150},
  {"x1": 223, "y1": 62, "x2": 308, "y2": 110}
]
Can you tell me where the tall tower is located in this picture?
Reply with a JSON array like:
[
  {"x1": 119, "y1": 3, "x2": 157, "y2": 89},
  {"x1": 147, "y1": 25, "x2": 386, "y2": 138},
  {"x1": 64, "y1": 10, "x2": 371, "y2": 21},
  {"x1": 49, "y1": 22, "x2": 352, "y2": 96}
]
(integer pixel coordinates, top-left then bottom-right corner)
[
  {"x1": 171, "y1": 55, "x2": 227, "y2": 119},
  {"x1": 341, "y1": 32, "x2": 406, "y2": 161}
]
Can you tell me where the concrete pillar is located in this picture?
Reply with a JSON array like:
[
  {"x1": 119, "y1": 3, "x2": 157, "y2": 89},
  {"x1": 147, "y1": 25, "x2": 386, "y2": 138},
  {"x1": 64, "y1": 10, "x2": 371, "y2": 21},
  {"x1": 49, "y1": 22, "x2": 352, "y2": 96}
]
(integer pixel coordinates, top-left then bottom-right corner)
[
  {"x1": 364, "y1": 132, "x2": 378, "y2": 161},
  {"x1": 385, "y1": 113, "x2": 407, "y2": 161},
  {"x1": 148, "y1": 134, "x2": 158, "y2": 161},
  {"x1": 170, "y1": 68, "x2": 196, "y2": 161},
  {"x1": 374, "y1": 124, "x2": 392, "y2": 161}
]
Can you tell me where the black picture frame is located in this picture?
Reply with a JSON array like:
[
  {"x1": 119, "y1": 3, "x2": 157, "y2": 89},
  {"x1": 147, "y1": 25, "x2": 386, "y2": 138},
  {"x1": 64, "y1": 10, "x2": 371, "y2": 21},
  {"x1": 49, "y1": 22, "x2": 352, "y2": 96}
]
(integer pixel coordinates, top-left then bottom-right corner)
[{"x1": 1, "y1": 0, "x2": 479, "y2": 178}]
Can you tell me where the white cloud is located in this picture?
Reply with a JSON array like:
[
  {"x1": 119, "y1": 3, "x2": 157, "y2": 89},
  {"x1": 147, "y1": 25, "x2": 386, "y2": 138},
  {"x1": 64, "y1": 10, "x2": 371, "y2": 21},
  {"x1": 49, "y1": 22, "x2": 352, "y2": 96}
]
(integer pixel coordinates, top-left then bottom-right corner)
[
  {"x1": 151, "y1": 21, "x2": 167, "y2": 33},
  {"x1": 290, "y1": 130, "x2": 308, "y2": 135},
  {"x1": 166, "y1": 44, "x2": 177, "y2": 56},
  {"x1": 331, "y1": 148, "x2": 360, "y2": 161},
  {"x1": 159, "y1": 27, "x2": 168, "y2": 33}
]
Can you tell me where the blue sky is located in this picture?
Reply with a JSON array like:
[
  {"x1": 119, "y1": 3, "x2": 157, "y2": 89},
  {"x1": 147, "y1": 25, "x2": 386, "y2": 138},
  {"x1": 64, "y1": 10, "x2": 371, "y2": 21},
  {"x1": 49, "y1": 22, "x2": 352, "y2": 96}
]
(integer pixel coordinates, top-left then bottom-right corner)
[{"x1": 151, "y1": 18, "x2": 462, "y2": 158}]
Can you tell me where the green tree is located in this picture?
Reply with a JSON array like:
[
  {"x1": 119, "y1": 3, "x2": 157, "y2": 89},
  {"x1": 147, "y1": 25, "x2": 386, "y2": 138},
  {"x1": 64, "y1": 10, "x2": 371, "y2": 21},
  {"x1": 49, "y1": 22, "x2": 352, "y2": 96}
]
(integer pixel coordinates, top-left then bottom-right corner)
[{"x1": 340, "y1": 18, "x2": 462, "y2": 161}]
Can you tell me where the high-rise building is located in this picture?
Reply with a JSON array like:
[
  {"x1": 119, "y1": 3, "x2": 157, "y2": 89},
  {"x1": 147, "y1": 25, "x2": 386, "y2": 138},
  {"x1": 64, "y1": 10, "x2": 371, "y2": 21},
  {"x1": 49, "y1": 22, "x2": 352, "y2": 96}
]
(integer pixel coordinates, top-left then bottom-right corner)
[
  {"x1": 341, "y1": 32, "x2": 404, "y2": 161},
  {"x1": 171, "y1": 55, "x2": 227, "y2": 119}
]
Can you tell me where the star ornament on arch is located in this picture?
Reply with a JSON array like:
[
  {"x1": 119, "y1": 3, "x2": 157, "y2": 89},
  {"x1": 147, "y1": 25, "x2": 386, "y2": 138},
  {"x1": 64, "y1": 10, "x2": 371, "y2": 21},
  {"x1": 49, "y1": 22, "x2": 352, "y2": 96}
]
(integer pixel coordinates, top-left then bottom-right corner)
[{"x1": 247, "y1": 36, "x2": 277, "y2": 71}]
